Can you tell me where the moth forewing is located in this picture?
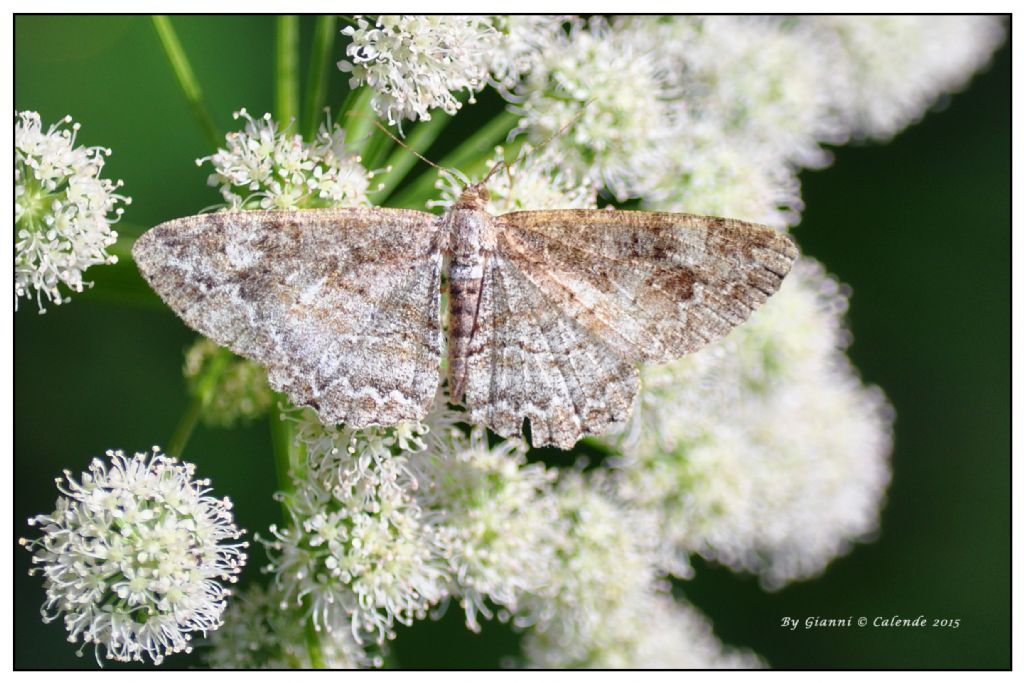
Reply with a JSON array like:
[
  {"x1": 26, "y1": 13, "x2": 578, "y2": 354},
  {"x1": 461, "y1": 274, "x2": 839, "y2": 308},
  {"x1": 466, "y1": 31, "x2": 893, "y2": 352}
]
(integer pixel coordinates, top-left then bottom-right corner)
[
  {"x1": 132, "y1": 208, "x2": 445, "y2": 428},
  {"x1": 493, "y1": 209, "x2": 799, "y2": 362}
]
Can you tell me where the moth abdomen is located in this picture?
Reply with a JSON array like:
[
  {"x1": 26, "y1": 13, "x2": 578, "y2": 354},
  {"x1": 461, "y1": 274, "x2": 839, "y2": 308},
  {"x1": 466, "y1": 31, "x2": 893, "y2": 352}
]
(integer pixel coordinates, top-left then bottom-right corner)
[{"x1": 447, "y1": 270, "x2": 485, "y2": 404}]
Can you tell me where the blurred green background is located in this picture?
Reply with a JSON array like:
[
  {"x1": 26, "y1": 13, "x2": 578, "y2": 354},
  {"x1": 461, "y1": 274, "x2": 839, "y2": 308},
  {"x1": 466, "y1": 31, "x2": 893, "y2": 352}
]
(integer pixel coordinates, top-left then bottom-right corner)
[{"x1": 13, "y1": 16, "x2": 1010, "y2": 669}]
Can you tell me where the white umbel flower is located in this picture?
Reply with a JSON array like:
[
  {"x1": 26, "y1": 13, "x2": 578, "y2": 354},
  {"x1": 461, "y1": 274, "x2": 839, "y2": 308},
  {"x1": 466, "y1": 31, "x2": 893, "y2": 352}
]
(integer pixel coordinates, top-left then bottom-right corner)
[
  {"x1": 15, "y1": 111, "x2": 130, "y2": 312},
  {"x1": 657, "y1": 16, "x2": 846, "y2": 169},
  {"x1": 340, "y1": 15, "x2": 501, "y2": 127},
  {"x1": 20, "y1": 447, "x2": 247, "y2": 665},
  {"x1": 411, "y1": 426, "x2": 558, "y2": 631},
  {"x1": 486, "y1": 15, "x2": 569, "y2": 93},
  {"x1": 515, "y1": 472, "x2": 659, "y2": 666},
  {"x1": 263, "y1": 408, "x2": 447, "y2": 645},
  {"x1": 199, "y1": 109, "x2": 378, "y2": 210},
  {"x1": 624, "y1": 595, "x2": 763, "y2": 669},
  {"x1": 610, "y1": 260, "x2": 894, "y2": 588},
  {"x1": 511, "y1": 17, "x2": 683, "y2": 201},
  {"x1": 812, "y1": 15, "x2": 1005, "y2": 140},
  {"x1": 206, "y1": 583, "x2": 377, "y2": 669}
]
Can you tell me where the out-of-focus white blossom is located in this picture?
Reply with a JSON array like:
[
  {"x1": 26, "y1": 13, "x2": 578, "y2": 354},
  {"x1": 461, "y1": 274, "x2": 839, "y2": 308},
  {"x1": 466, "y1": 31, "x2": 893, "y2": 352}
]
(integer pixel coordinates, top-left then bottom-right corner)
[
  {"x1": 411, "y1": 427, "x2": 557, "y2": 631},
  {"x1": 810, "y1": 15, "x2": 1005, "y2": 140},
  {"x1": 608, "y1": 260, "x2": 894, "y2": 588},
  {"x1": 622, "y1": 595, "x2": 764, "y2": 669},
  {"x1": 15, "y1": 111, "x2": 130, "y2": 312},
  {"x1": 206, "y1": 583, "x2": 377, "y2": 669},
  {"x1": 515, "y1": 472, "x2": 657, "y2": 665},
  {"x1": 651, "y1": 135, "x2": 805, "y2": 228},
  {"x1": 486, "y1": 16, "x2": 569, "y2": 93},
  {"x1": 262, "y1": 408, "x2": 447, "y2": 645},
  {"x1": 516, "y1": 472, "x2": 760, "y2": 668},
  {"x1": 199, "y1": 109, "x2": 379, "y2": 210},
  {"x1": 20, "y1": 448, "x2": 247, "y2": 665},
  {"x1": 636, "y1": 16, "x2": 843, "y2": 226},
  {"x1": 184, "y1": 338, "x2": 272, "y2": 428},
  {"x1": 340, "y1": 16, "x2": 501, "y2": 127},
  {"x1": 510, "y1": 17, "x2": 683, "y2": 201},
  {"x1": 658, "y1": 16, "x2": 847, "y2": 169},
  {"x1": 506, "y1": 15, "x2": 1003, "y2": 225}
]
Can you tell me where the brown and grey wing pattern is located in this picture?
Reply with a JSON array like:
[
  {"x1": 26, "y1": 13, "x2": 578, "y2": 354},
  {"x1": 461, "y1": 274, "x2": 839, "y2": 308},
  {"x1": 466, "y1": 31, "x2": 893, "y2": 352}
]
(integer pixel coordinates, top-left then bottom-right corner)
[
  {"x1": 459, "y1": 251, "x2": 639, "y2": 450},
  {"x1": 495, "y1": 209, "x2": 798, "y2": 364},
  {"x1": 458, "y1": 208, "x2": 797, "y2": 448},
  {"x1": 132, "y1": 208, "x2": 443, "y2": 427}
]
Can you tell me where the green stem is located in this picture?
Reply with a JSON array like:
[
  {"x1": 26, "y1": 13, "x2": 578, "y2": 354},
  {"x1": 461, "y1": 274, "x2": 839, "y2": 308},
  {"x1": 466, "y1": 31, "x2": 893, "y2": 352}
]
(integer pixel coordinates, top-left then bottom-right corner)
[
  {"x1": 338, "y1": 87, "x2": 375, "y2": 155},
  {"x1": 274, "y1": 16, "x2": 301, "y2": 125},
  {"x1": 375, "y1": 112, "x2": 453, "y2": 203},
  {"x1": 166, "y1": 395, "x2": 203, "y2": 458},
  {"x1": 151, "y1": 16, "x2": 221, "y2": 150},
  {"x1": 389, "y1": 109, "x2": 519, "y2": 209},
  {"x1": 167, "y1": 347, "x2": 233, "y2": 456},
  {"x1": 361, "y1": 127, "x2": 396, "y2": 171},
  {"x1": 268, "y1": 398, "x2": 323, "y2": 668},
  {"x1": 304, "y1": 619, "x2": 327, "y2": 669},
  {"x1": 303, "y1": 16, "x2": 338, "y2": 139},
  {"x1": 268, "y1": 396, "x2": 295, "y2": 498}
]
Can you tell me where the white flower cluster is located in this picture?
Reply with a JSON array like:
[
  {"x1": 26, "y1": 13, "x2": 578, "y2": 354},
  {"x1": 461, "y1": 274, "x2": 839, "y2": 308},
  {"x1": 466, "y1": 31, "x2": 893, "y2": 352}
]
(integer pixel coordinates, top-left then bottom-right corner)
[
  {"x1": 264, "y1": 402, "x2": 571, "y2": 647},
  {"x1": 410, "y1": 427, "x2": 557, "y2": 632},
  {"x1": 608, "y1": 260, "x2": 895, "y2": 588},
  {"x1": 339, "y1": 15, "x2": 567, "y2": 127},
  {"x1": 15, "y1": 111, "x2": 130, "y2": 312},
  {"x1": 811, "y1": 15, "x2": 1006, "y2": 140},
  {"x1": 20, "y1": 448, "x2": 247, "y2": 665},
  {"x1": 206, "y1": 583, "x2": 376, "y2": 669},
  {"x1": 486, "y1": 16, "x2": 570, "y2": 93},
  {"x1": 621, "y1": 596, "x2": 764, "y2": 669},
  {"x1": 199, "y1": 109, "x2": 378, "y2": 210},
  {"x1": 340, "y1": 16, "x2": 501, "y2": 127},
  {"x1": 508, "y1": 15, "x2": 1004, "y2": 224},
  {"x1": 517, "y1": 473, "x2": 755, "y2": 668},
  {"x1": 184, "y1": 337, "x2": 273, "y2": 428},
  {"x1": 263, "y1": 409, "x2": 446, "y2": 644},
  {"x1": 510, "y1": 17, "x2": 684, "y2": 202}
]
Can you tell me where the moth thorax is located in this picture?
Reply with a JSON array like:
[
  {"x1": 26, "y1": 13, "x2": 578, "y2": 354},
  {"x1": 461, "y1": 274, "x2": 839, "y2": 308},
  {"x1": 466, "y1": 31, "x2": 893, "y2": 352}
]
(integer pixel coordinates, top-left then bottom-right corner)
[{"x1": 447, "y1": 207, "x2": 496, "y2": 266}]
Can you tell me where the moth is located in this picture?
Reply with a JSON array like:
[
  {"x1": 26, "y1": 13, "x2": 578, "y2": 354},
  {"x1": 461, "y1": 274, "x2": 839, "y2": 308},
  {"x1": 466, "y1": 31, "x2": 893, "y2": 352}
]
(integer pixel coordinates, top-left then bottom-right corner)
[{"x1": 133, "y1": 184, "x2": 797, "y2": 449}]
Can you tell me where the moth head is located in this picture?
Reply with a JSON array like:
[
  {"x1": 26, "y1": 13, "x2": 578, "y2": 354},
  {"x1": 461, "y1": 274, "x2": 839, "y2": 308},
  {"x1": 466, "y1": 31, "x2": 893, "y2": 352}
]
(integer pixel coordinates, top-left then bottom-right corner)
[{"x1": 455, "y1": 184, "x2": 491, "y2": 210}]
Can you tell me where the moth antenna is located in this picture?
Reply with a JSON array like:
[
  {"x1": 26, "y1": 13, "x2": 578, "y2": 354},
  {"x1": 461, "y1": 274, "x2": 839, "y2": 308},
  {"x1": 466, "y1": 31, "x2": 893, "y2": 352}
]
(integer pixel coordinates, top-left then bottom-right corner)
[
  {"x1": 505, "y1": 158, "x2": 515, "y2": 195},
  {"x1": 346, "y1": 112, "x2": 458, "y2": 185},
  {"x1": 503, "y1": 97, "x2": 595, "y2": 174},
  {"x1": 479, "y1": 158, "x2": 508, "y2": 186}
]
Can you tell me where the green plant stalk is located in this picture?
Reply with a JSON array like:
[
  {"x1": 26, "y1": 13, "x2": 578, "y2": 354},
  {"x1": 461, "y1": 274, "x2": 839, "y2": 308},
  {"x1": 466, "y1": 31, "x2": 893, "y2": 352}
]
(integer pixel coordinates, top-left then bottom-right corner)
[
  {"x1": 361, "y1": 127, "x2": 397, "y2": 171},
  {"x1": 268, "y1": 396, "x2": 325, "y2": 668},
  {"x1": 304, "y1": 619, "x2": 327, "y2": 669},
  {"x1": 302, "y1": 16, "x2": 339, "y2": 139},
  {"x1": 338, "y1": 87, "x2": 375, "y2": 155},
  {"x1": 151, "y1": 16, "x2": 222, "y2": 150},
  {"x1": 166, "y1": 396, "x2": 203, "y2": 459},
  {"x1": 275, "y1": 16, "x2": 301, "y2": 125},
  {"x1": 268, "y1": 395, "x2": 295, "y2": 499},
  {"x1": 166, "y1": 347, "x2": 233, "y2": 457},
  {"x1": 375, "y1": 112, "x2": 454, "y2": 204},
  {"x1": 389, "y1": 109, "x2": 519, "y2": 209}
]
